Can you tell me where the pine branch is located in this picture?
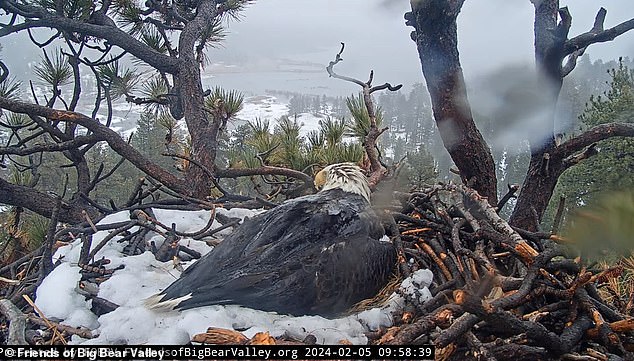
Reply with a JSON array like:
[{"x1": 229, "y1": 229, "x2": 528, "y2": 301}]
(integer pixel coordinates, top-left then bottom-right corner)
[
  {"x1": 0, "y1": 0, "x2": 179, "y2": 74},
  {"x1": 555, "y1": 122, "x2": 634, "y2": 164}
]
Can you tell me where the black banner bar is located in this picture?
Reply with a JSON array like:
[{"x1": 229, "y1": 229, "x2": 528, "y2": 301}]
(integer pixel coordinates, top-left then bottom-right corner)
[{"x1": 0, "y1": 344, "x2": 435, "y2": 360}]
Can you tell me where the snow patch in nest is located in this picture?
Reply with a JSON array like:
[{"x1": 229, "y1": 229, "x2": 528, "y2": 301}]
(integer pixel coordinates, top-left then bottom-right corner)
[{"x1": 35, "y1": 209, "x2": 433, "y2": 345}]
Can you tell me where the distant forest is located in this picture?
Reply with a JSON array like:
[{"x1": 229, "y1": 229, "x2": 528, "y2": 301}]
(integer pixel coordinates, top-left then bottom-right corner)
[
  {"x1": 0, "y1": 52, "x2": 631, "y2": 222},
  {"x1": 268, "y1": 54, "x2": 634, "y2": 218},
  {"x1": 267, "y1": 54, "x2": 634, "y2": 179}
]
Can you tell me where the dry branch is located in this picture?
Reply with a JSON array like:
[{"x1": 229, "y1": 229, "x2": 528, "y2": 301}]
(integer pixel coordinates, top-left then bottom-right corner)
[
  {"x1": 565, "y1": 9, "x2": 634, "y2": 57},
  {"x1": 0, "y1": 97, "x2": 186, "y2": 196},
  {"x1": 0, "y1": 299, "x2": 27, "y2": 345},
  {"x1": 325, "y1": 43, "x2": 402, "y2": 186},
  {"x1": 26, "y1": 314, "x2": 93, "y2": 340},
  {"x1": 497, "y1": 184, "x2": 519, "y2": 213},
  {"x1": 376, "y1": 184, "x2": 632, "y2": 360},
  {"x1": 216, "y1": 166, "x2": 313, "y2": 188},
  {"x1": 4, "y1": 179, "x2": 631, "y2": 356}
]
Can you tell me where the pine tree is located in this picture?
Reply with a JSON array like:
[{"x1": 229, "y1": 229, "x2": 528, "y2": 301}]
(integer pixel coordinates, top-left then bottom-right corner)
[{"x1": 547, "y1": 59, "x2": 634, "y2": 226}]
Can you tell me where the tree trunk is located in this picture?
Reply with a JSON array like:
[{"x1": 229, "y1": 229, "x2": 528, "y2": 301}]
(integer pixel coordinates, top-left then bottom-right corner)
[
  {"x1": 407, "y1": 0, "x2": 498, "y2": 205},
  {"x1": 509, "y1": 153, "x2": 566, "y2": 231},
  {"x1": 509, "y1": 0, "x2": 564, "y2": 231},
  {"x1": 175, "y1": 59, "x2": 219, "y2": 198},
  {"x1": 176, "y1": 0, "x2": 221, "y2": 199}
]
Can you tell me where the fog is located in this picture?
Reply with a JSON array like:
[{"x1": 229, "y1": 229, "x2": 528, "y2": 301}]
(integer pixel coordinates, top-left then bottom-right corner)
[
  {"x1": 2, "y1": 1, "x2": 632, "y2": 96},
  {"x1": 207, "y1": 0, "x2": 634, "y2": 93},
  {"x1": 0, "y1": 1, "x2": 632, "y2": 203}
]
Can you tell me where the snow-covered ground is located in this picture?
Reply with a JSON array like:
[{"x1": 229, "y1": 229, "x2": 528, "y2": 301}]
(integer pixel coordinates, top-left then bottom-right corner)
[
  {"x1": 236, "y1": 95, "x2": 290, "y2": 124},
  {"x1": 35, "y1": 208, "x2": 433, "y2": 345},
  {"x1": 232, "y1": 95, "x2": 325, "y2": 138}
]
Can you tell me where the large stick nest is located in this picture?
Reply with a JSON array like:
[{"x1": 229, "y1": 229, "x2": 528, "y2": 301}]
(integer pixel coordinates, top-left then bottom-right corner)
[
  {"x1": 373, "y1": 183, "x2": 633, "y2": 361},
  {"x1": 1, "y1": 183, "x2": 633, "y2": 361}
]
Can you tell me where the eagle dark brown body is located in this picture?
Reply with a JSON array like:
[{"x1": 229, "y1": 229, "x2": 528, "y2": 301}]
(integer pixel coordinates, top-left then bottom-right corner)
[{"x1": 148, "y1": 164, "x2": 396, "y2": 317}]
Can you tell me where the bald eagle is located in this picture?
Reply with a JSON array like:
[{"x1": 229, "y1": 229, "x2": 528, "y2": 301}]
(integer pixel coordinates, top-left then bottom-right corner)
[{"x1": 147, "y1": 163, "x2": 396, "y2": 317}]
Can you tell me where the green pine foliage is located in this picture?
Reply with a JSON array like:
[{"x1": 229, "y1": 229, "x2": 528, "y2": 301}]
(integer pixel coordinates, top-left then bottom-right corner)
[
  {"x1": 314, "y1": 117, "x2": 364, "y2": 165},
  {"x1": 0, "y1": 76, "x2": 21, "y2": 100},
  {"x1": 221, "y1": 89, "x2": 441, "y2": 198},
  {"x1": 234, "y1": 115, "x2": 364, "y2": 171},
  {"x1": 226, "y1": 113, "x2": 367, "y2": 199},
  {"x1": 84, "y1": 111, "x2": 178, "y2": 205},
  {"x1": 345, "y1": 94, "x2": 383, "y2": 141},
  {"x1": 0, "y1": 0, "x2": 251, "y2": 221},
  {"x1": 36, "y1": 0, "x2": 92, "y2": 20},
  {"x1": 97, "y1": 60, "x2": 141, "y2": 100},
  {"x1": 134, "y1": 111, "x2": 172, "y2": 165},
  {"x1": 204, "y1": 87, "x2": 244, "y2": 122},
  {"x1": 196, "y1": 19, "x2": 227, "y2": 66},
  {"x1": 140, "y1": 27, "x2": 170, "y2": 55},
  {"x1": 139, "y1": 76, "x2": 170, "y2": 115},
  {"x1": 402, "y1": 146, "x2": 438, "y2": 190},
  {"x1": 113, "y1": 0, "x2": 149, "y2": 36},
  {"x1": 0, "y1": 210, "x2": 49, "y2": 264},
  {"x1": 33, "y1": 49, "x2": 73, "y2": 89},
  {"x1": 565, "y1": 191, "x2": 634, "y2": 261},
  {"x1": 547, "y1": 59, "x2": 634, "y2": 227}
]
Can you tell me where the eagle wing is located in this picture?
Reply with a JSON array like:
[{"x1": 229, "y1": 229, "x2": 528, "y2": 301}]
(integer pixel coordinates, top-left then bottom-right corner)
[{"x1": 153, "y1": 189, "x2": 396, "y2": 317}]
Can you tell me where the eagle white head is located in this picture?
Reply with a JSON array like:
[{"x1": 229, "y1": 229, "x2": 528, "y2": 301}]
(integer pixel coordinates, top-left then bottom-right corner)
[{"x1": 313, "y1": 163, "x2": 371, "y2": 203}]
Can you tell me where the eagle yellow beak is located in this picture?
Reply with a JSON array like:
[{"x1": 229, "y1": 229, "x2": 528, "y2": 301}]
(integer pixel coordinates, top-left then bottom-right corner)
[{"x1": 314, "y1": 169, "x2": 327, "y2": 190}]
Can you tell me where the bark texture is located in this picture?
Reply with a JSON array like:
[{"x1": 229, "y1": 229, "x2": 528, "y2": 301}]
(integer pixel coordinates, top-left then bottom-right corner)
[
  {"x1": 510, "y1": 2, "x2": 634, "y2": 230},
  {"x1": 407, "y1": 0, "x2": 634, "y2": 231},
  {"x1": 407, "y1": 0, "x2": 498, "y2": 206}
]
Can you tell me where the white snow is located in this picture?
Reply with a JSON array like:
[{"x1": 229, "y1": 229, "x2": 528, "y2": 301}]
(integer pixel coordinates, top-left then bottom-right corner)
[
  {"x1": 236, "y1": 95, "x2": 289, "y2": 125},
  {"x1": 36, "y1": 263, "x2": 98, "y2": 329},
  {"x1": 292, "y1": 113, "x2": 323, "y2": 138},
  {"x1": 35, "y1": 208, "x2": 433, "y2": 345},
  {"x1": 216, "y1": 207, "x2": 266, "y2": 222},
  {"x1": 232, "y1": 96, "x2": 328, "y2": 139},
  {"x1": 400, "y1": 269, "x2": 434, "y2": 305}
]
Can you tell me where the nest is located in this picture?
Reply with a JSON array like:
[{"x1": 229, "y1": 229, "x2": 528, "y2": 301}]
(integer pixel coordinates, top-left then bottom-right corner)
[
  {"x1": 371, "y1": 183, "x2": 634, "y2": 361},
  {"x1": 1, "y1": 183, "x2": 633, "y2": 361},
  {"x1": 171, "y1": 182, "x2": 634, "y2": 361}
]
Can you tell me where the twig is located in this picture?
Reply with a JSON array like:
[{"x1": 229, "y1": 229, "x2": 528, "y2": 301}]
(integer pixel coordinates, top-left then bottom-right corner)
[
  {"x1": 0, "y1": 246, "x2": 45, "y2": 276},
  {"x1": 22, "y1": 295, "x2": 66, "y2": 345},
  {"x1": 385, "y1": 305, "x2": 459, "y2": 344},
  {"x1": 325, "y1": 42, "x2": 401, "y2": 185},
  {"x1": 144, "y1": 177, "x2": 217, "y2": 209},
  {"x1": 0, "y1": 299, "x2": 27, "y2": 345},
  {"x1": 78, "y1": 233, "x2": 92, "y2": 266},
  {"x1": 496, "y1": 184, "x2": 519, "y2": 213},
  {"x1": 383, "y1": 213, "x2": 411, "y2": 278},
  {"x1": 39, "y1": 196, "x2": 61, "y2": 283},
  {"x1": 87, "y1": 220, "x2": 139, "y2": 261},
  {"x1": 82, "y1": 209, "x2": 98, "y2": 233},
  {"x1": 452, "y1": 184, "x2": 538, "y2": 262},
  {"x1": 124, "y1": 177, "x2": 147, "y2": 207},
  {"x1": 26, "y1": 314, "x2": 93, "y2": 340},
  {"x1": 194, "y1": 219, "x2": 241, "y2": 241}
]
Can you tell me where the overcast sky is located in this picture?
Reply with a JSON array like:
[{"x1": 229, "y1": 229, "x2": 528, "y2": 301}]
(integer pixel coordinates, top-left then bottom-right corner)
[
  {"x1": 1, "y1": 0, "x2": 632, "y2": 96},
  {"x1": 211, "y1": 0, "x2": 634, "y2": 87}
]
